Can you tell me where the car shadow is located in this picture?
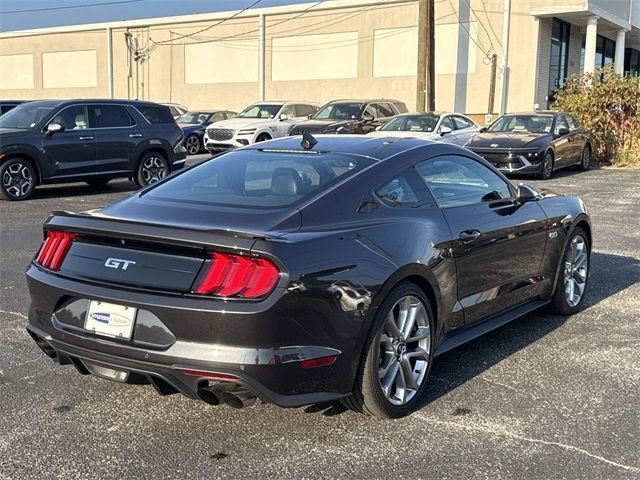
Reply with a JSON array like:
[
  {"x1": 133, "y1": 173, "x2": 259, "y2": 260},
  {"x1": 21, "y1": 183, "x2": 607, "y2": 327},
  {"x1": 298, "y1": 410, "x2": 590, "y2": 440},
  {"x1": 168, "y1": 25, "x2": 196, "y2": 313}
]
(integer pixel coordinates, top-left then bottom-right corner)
[
  {"x1": 302, "y1": 251, "x2": 639, "y2": 417},
  {"x1": 29, "y1": 180, "x2": 139, "y2": 200}
]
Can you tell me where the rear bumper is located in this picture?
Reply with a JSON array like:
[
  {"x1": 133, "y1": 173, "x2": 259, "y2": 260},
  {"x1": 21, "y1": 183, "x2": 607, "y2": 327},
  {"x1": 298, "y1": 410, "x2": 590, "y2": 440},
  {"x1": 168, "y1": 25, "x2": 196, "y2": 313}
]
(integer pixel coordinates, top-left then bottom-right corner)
[{"x1": 25, "y1": 265, "x2": 362, "y2": 407}]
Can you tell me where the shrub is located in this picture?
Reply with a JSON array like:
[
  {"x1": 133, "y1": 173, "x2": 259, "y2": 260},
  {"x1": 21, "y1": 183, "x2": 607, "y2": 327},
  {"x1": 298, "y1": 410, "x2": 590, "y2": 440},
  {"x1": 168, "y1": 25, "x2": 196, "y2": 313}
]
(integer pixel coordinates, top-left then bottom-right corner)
[{"x1": 551, "y1": 66, "x2": 640, "y2": 166}]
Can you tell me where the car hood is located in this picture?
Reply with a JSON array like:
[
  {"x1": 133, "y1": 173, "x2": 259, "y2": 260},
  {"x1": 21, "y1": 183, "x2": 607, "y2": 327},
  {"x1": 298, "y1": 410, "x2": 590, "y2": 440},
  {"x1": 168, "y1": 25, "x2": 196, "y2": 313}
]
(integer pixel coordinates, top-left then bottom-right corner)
[
  {"x1": 291, "y1": 119, "x2": 353, "y2": 133},
  {"x1": 0, "y1": 127, "x2": 30, "y2": 139},
  {"x1": 466, "y1": 132, "x2": 550, "y2": 149},
  {"x1": 367, "y1": 130, "x2": 438, "y2": 139},
  {"x1": 208, "y1": 117, "x2": 277, "y2": 130}
]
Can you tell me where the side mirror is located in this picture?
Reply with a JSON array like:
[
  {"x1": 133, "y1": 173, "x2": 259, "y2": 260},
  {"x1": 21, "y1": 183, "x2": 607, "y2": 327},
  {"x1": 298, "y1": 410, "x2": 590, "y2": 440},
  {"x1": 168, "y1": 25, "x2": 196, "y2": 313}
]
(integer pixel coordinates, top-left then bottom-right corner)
[
  {"x1": 279, "y1": 113, "x2": 289, "y2": 121},
  {"x1": 362, "y1": 113, "x2": 374, "y2": 123},
  {"x1": 375, "y1": 125, "x2": 382, "y2": 131},
  {"x1": 557, "y1": 127, "x2": 570, "y2": 137},
  {"x1": 440, "y1": 126, "x2": 453, "y2": 136},
  {"x1": 479, "y1": 126, "x2": 488, "y2": 133},
  {"x1": 516, "y1": 184, "x2": 539, "y2": 203},
  {"x1": 45, "y1": 122, "x2": 64, "y2": 136}
]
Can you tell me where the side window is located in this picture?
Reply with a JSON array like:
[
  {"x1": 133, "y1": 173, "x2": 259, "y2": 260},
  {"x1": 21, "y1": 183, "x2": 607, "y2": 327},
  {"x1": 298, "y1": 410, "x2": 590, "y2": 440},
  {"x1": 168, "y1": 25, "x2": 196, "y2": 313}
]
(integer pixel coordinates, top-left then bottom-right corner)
[
  {"x1": 211, "y1": 112, "x2": 225, "y2": 123},
  {"x1": 226, "y1": 111, "x2": 237, "y2": 119},
  {"x1": 555, "y1": 115, "x2": 570, "y2": 135},
  {"x1": 138, "y1": 105, "x2": 175, "y2": 124},
  {"x1": 51, "y1": 105, "x2": 88, "y2": 130},
  {"x1": 89, "y1": 105, "x2": 134, "y2": 128},
  {"x1": 168, "y1": 106, "x2": 180, "y2": 117},
  {"x1": 452, "y1": 116, "x2": 472, "y2": 130},
  {"x1": 377, "y1": 103, "x2": 395, "y2": 118},
  {"x1": 440, "y1": 116, "x2": 454, "y2": 130},
  {"x1": 416, "y1": 155, "x2": 512, "y2": 208},
  {"x1": 375, "y1": 168, "x2": 433, "y2": 207},
  {"x1": 294, "y1": 104, "x2": 317, "y2": 117},
  {"x1": 280, "y1": 104, "x2": 297, "y2": 117},
  {"x1": 567, "y1": 115, "x2": 580, "y2": 131},
  {"x1": 393, "y1": 102, "x2": 408, "y2": 113},
  {"x1": 364, "y1": 104, "x2": 377, "y2": 118}
]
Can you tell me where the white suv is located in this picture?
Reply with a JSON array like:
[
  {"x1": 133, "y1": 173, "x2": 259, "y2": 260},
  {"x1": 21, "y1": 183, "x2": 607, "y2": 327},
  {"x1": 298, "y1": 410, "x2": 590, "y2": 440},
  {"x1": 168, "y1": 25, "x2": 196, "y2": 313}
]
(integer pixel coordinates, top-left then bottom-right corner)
[{"x1": 204, "y1": 101, "x2": 319, "y2": 152}]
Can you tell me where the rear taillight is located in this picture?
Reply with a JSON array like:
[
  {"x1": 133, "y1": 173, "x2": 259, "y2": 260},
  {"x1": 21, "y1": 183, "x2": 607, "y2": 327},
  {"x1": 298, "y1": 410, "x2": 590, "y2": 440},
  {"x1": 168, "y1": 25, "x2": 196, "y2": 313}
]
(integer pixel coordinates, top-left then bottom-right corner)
[
  {"x1": 34, "y1": 231, "x2": 76, "y2": 271},
  {"x1": 193, "y1": 252, "x2": 280, "y2": 299}
]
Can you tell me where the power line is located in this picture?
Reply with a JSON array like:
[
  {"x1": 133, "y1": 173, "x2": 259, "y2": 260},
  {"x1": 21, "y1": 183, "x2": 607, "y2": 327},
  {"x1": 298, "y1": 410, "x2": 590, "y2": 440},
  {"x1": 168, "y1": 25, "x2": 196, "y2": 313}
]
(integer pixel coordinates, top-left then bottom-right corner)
[
  {"x1": 150, "y1": 0, "x2": 262, "y2": 45},
  {"x1": 1, "y1": 0, "x2": 147, "y2": 15},
  {"x1": 481, "y1": 0, "x2": 504, "y2": 53},
  {"x1": 447, "y1": 0, "x2": 491, "y2": 58}
]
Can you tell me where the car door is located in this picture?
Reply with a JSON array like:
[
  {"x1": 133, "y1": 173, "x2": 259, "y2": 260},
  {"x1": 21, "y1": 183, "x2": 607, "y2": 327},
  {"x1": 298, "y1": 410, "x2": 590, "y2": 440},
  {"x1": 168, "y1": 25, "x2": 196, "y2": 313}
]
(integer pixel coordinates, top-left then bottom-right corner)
[
  {"x1": 437, "y1": 116, "x2": 456, "y2": 143},
  {"x1": 89, "y1": 104, "x2": 142, "y2": 174},
  {"x1": 551, "y1": 115, "x2": 573, "y2": 167},
  {"x1": 375, "y1": 102, "x2": 396, "y2": 128},
  {"x1": 415, "y1": 155, "x2": 549, "y2": 324},
  {"x1": 566, "y1": 115, "x2": 585, "y2": 164},
  {"x1": 41, "y1": 104, "x2": 96, "y2": 179},
  {"x1": 451, "y1": 116, "x2": 478, "y2": 145},
  {"x1": 359, "y1": 104, "x2": 380, "y2": 134}
]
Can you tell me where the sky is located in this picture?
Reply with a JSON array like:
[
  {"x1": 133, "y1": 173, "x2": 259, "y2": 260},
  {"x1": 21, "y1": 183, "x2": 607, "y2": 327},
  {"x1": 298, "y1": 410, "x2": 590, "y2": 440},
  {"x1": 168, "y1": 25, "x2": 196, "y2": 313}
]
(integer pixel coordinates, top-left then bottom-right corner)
[{"x1": 0, "y1": 0, "x2": 316, "y2": 33}]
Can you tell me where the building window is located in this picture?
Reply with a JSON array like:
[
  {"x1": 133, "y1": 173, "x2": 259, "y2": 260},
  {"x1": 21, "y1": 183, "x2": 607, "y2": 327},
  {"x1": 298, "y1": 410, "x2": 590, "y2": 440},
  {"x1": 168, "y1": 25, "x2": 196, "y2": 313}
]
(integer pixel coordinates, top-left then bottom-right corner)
[
  {"x1": 549, "y1": 18, "x2": 570, "y2": 96},
  {"x1": 581, "y1": 34, "x2": 616, "y2": 72},
  {"x1": 625, "y1": 48, "x2": 640, "y2": 77}
]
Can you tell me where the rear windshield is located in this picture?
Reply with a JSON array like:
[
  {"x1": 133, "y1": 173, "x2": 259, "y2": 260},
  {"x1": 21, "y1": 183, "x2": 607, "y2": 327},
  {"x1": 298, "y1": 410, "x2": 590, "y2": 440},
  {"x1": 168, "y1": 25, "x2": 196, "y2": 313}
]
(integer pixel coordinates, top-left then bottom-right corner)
[
  {"x1": 137, "y1": 105, "x2": 175, "y2": 124},
  {"x1": 144, "y1": 149, "x2": 373, "y2": 208}
]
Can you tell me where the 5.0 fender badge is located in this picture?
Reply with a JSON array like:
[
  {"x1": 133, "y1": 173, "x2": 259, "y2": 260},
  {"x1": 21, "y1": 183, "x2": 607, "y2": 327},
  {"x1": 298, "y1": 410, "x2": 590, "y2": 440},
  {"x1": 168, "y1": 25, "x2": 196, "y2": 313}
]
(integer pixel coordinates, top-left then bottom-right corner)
[{"x1": 548, "y1": 231, "x2": 558, "y2": 239}]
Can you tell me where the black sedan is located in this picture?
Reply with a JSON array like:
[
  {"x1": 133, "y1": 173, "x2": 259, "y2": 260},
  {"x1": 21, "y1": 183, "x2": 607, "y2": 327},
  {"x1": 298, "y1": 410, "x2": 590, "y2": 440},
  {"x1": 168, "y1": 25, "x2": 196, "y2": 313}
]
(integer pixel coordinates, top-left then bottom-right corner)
[
  {"x1": 25, "y1": 135, "x2": 591, "y2": 418},
  {"x1": 288, "y1": 99, "x2": 407, "y2": 135},
  {"x1": 465, "y1": 111, "x2": 593, "y2": 179},
  {"x1": 176, "y1": 110, "x2": 237, "y2": 155}
]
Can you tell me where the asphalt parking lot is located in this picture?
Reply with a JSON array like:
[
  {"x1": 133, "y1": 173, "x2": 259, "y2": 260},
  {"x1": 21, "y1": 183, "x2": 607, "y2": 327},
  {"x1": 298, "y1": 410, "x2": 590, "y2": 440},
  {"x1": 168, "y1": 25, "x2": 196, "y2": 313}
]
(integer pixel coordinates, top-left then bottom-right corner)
[{"x1": 1, "y1": 157, "x2": 638, "y2": 480}]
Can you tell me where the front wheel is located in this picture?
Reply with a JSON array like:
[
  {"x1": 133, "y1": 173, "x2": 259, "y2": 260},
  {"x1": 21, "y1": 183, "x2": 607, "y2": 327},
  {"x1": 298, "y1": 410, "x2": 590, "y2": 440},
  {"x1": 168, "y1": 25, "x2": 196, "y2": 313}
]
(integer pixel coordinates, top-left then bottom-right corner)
[
  {"x1": 135, "y1": 152, "x2": 169, "y2": 187},
  {"x1": 342, "y1": 282, "x2": 434, "y2": 418},
  {"x1": 254, "y1": 133, "x2": 271, "y2": 143},
  {"x1": 0, "y1": 158, "x2": 36, "y2": 201},
  {"x1": 549, "y1": 227, "x2": 590, "y2": 315},
  {"x1": 538, "y1": 151, "x2": 554, "y2": 180}
]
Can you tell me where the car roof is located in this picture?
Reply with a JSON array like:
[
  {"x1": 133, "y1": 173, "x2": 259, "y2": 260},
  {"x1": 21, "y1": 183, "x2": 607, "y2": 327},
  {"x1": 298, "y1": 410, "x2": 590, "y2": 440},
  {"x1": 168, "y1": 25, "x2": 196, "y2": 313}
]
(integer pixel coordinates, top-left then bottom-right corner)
[
  {"x1": 326, "y1": 99, "x2": 403, "y2": 104},
  {"x1": 14, "y1": 99, "x2": 174, "y2": 108},
  {"x1": 245, "y1": 134, "x2": 438, "y2": 161},
  {"x1": 503, "y1": 111, "x2": 558, "y2": 116}
]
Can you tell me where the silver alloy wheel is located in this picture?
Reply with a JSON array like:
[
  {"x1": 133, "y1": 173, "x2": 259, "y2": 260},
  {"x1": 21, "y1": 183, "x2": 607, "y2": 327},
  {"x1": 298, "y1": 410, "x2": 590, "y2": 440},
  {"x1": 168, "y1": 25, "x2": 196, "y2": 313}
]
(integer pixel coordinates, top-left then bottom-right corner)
[
  {"x1": 378, "y1": 295, "x2": 431, "y2": 406},
  {"x1": 141, "y1": 156, "x2": 167, "y2": 184},
  {"x1": 185, "y1": 135, "x2": 200, "y2": 155},
  {"x1": 2, "y1": 162, "x2": 33, "y2": 198},
  {"x1": 543, "y1": 153, "x2": 554, "y2": 179},
  {"x1": 563, "y1": 234, "x2": 589, "y2": 307}
]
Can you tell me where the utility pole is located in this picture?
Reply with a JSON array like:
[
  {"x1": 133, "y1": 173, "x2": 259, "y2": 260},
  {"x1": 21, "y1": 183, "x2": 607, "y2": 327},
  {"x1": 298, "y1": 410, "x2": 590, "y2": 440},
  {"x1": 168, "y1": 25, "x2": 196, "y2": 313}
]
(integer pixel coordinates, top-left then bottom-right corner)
[
  {"x1": 499, "y1": 0, "x2": 511, "y2": 116},
  {"x1": 487, "y1": 53, "x2": 497, "y2": 123},
  {"x1": 416, "y1": 0, "x2": 435, "y2": 112}
]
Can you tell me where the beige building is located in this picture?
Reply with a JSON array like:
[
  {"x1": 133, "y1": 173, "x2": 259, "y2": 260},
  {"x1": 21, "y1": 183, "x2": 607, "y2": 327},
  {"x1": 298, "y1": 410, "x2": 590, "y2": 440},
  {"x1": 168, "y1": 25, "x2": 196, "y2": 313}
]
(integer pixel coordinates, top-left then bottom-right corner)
[{"x1": 1, "y1": 0, "x2": 639, "y2": 122}]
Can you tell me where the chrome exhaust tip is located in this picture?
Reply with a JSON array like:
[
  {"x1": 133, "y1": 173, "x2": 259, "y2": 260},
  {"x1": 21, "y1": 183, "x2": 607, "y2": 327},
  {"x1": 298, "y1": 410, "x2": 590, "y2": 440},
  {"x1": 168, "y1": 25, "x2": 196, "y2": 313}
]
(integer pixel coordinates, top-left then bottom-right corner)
[
  {"x1": 197, "y1": 383, "x2": 236, "y2": 406},
  {"x1": 220, "y1": 389, "x2": 257, "y2": 409}
]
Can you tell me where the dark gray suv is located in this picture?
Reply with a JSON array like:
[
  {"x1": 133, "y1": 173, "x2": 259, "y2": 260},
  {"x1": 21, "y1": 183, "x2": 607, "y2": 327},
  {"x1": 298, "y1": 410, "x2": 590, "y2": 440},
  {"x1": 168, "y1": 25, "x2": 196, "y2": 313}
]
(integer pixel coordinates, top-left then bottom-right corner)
[{"x1": 0, "y1": 99, "x2": 186, "y2": 200}]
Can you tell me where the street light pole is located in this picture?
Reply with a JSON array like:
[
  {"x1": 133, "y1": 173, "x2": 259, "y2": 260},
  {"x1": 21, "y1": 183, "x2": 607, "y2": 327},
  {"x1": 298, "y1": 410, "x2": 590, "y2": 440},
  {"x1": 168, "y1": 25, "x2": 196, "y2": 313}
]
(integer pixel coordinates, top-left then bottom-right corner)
[{"x1": 499, "y1": 0, "x2": 511, "y2": 116}]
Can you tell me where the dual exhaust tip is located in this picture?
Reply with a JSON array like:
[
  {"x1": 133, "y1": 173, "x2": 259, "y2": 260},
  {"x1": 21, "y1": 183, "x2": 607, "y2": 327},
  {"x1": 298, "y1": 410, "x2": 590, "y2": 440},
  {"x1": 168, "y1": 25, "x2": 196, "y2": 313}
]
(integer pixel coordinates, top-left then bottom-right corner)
[{"x1": 197, "y1": 383, "x2": 257, "y2": 409}]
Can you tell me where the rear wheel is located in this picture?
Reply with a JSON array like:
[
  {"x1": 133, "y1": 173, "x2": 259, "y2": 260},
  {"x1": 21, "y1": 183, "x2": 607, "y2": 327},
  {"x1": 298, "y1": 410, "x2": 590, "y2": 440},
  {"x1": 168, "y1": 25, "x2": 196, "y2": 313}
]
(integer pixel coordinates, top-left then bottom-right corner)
[
  {"x1": 538, "y1": 151, "x2": 554, "y2": 180},
  {"x1": 342, "y1": 282, "x2": 434, "y2": 418},
  {"x1": 185, "y1": 134, "x2": 201, "y2": 155},
  {"x1": 135, "y1": 152, "x2": 169, "y2": 187},
  {"x1": 549, "y1": 227, "x2": 590, "y2": 315},
  {"x1": 576, "y1": 145, "x2": 591, "y2": 171},
  {"x1": 0, "y1": 158, "x2": 36, "y2": 201}
]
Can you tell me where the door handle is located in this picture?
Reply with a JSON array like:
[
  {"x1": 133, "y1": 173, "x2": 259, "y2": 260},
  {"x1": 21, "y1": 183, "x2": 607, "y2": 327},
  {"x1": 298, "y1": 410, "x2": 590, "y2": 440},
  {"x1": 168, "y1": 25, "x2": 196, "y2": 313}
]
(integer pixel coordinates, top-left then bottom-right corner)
[
  {"x1": 129, "y1": 134, "x2": 143, "y2": 138},
  {"x1": 459, "y1": 230, "x2": 481, "y2": 242},
  {"x1": 79, "y1": 136, "x2": 94, "y2": 140}
]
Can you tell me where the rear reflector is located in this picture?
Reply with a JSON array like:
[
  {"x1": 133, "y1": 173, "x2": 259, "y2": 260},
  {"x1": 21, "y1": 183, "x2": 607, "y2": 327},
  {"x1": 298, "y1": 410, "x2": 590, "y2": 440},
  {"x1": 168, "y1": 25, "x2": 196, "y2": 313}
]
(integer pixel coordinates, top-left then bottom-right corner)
[
  {"x1": 193, "y1": 252, "x2": 279, "y2": 299},
  {"x1": 35, "y1": 231, "x2": 77, "y2": 271},
  {"x1": 181, "y1": 370, "x2": 240, "y2": 381},
  {"x1": 300, "y1": 356, "x2": 337, "y2": 369}
]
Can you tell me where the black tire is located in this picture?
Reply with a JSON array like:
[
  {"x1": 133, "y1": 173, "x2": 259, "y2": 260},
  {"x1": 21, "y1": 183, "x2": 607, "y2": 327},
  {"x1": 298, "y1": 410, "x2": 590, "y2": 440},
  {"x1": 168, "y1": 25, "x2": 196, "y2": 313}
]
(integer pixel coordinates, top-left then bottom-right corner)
[
  {"x1": 85, "y1": 179, "x2": 110, "y2": 188},
  {"x1": 185, "y1": 134, "x2": 201, "y2": 155},
  {"x1": 135, "y1": 152, "x2": 169, "y2": 187},
  {"x1": 549, "y1": 227, "x2": 590, "y2": 315},
  {"x1": 538, "y1": 151, "x2": 554, "y2": 180},
  {"x1": 342, "y1": 282, "x2": 435, "y2": 418},
  {"x1": 576, "y1": 144, "x2": 591, "y2": 171},
  {"x1": 0, "y1": 158, "x2": 36, "y2": 201},
  {"x1": 255, "y1": 133, "x2": 271, "y2": 143}
]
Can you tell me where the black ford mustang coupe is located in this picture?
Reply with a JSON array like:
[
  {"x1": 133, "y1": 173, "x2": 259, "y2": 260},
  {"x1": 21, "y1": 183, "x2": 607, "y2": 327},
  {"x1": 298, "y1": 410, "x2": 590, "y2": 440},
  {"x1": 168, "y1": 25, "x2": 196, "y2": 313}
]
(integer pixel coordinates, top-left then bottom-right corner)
[
  {"x1": 26, "y1": 135, "x2": 591, "y2": 418},
  {"x1": 465, "y1": 111, "x2": 593, "y2": 180}
]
